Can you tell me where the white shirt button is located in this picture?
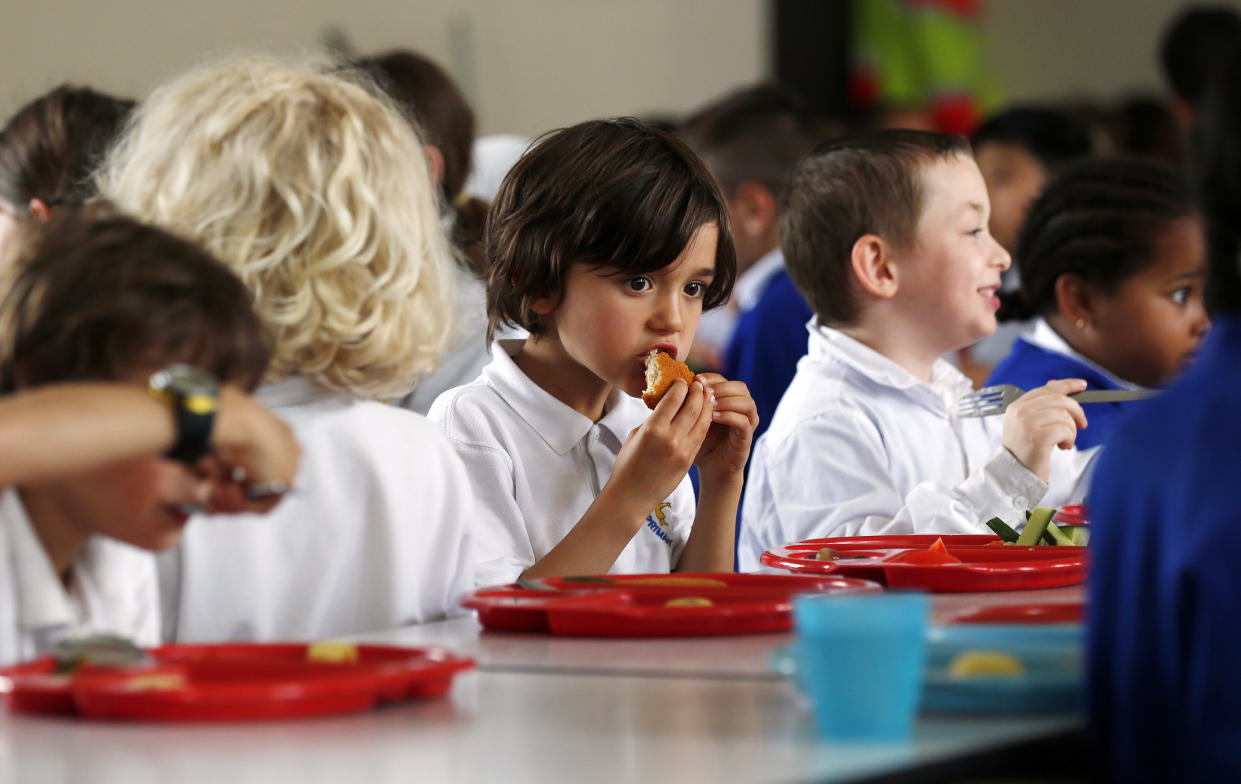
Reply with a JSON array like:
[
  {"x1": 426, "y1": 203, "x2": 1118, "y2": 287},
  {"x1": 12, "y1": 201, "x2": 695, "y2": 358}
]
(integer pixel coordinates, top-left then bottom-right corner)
[{"x1": 1014, "y1": 496, "x2": 1028, "y2": 509}]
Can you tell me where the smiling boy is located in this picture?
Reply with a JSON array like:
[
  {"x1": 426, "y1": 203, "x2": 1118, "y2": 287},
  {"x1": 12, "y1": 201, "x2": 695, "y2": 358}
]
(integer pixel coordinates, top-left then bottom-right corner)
[{"x1": 738, "y1": 130, "x2": 1097, "y2": 569}]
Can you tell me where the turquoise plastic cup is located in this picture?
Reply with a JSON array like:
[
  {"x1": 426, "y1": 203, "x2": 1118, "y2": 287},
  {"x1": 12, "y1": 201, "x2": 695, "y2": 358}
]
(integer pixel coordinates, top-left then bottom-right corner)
[{"x1": 792, "y1": 592, "x2": 929, "y2": 742}]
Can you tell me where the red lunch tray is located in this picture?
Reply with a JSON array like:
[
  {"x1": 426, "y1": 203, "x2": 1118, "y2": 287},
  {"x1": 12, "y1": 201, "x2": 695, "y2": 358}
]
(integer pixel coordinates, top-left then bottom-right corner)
[
  {"x1": 459, "y1": 572, "x2": 882, "y2": 636},
  {"x1": 0, "y1": 643, "x2": 474, "y2": 721},
  {"x1": 946, "y1": 602, "x2": 1085, "y2": 625},
  {"x1": 760, "y1": 535, "x2": 1088, "y2": 592}
]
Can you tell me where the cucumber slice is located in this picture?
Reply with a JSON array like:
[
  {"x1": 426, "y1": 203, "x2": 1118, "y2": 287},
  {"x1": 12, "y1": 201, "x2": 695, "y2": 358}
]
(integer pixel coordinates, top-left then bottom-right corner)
[
  {"x1": 985, "y1": 517, "x2": 1021, "y2": 542},
  {"x1": 1064, "y1": 526, "x2": 1091, "y2": 546},
  {"x1": 1016, "y1": 506, "x2": 1056, "y2": 546},
  {"x1": 1043, "y1": 521, "x2": 1075, "y2": 546}
]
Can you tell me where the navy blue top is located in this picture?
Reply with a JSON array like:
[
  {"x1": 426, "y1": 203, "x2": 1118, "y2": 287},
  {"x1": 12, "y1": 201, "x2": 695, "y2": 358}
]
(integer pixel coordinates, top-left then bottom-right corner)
[
  {"x1": 986, "y1": 335, "x2": 1130, "y2": 449},
  {"x1": 722, "y1": 268, "x2": 813, "y2": 447},
  {"x1": 1088, "y1": 314, "x2": 1241, "y2": 782}
]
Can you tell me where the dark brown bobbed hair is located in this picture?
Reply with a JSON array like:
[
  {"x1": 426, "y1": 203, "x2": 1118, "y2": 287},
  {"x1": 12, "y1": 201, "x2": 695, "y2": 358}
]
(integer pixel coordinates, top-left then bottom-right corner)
[
  {"x1": 780, "y1": 129, "x2": 971, "y2": 327},
  {"x1": 357, "y1": 50, "x2": 489, "y2": 275},
  {"x1": 0, "y1": 85, "x2": 134, "y2": 211},
  {"x1": 0, "y1": 207, "x2": 273, "y2": 394},
  {"x1": 484, "y1": 117, "x2": 737, "y2": 343}
]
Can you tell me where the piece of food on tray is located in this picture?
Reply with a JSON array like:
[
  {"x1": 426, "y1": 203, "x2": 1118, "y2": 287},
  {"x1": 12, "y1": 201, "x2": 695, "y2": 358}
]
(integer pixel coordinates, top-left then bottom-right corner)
[
  {"x1": 947, "y1": 650, "x2": 1026, "y2": 678},
  {"x1": 51, "y1": 634, "x2": 151, "y2": 673},
  {"x1": 625, "y1": 576, "x2": 730, "y2": 587},
  {"x1": 124, "y1": 673, "x2": 188, "y2": 691},
  {"x1": 306, "y1": 641, "x2": 360, "y2": 664},
  {"x1": 985, "y1": 516, "x2": 1021, "y2": 543},
  {"x1": 885, "y1": 537, "x2": 963, "y2": 565},
  {"x1": 664, "y1": 596, "x2": 715, "y2": 608},
  {"x1": 1016, "y1": 507, "x2": 1056, "y2": 546},
  {"x1": 641, "y1": 350, "x2": 696, "y2": 409}
]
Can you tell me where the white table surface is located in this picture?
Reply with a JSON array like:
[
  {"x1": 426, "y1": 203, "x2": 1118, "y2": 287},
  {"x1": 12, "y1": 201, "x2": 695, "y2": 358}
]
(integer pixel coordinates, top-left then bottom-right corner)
[
  {"x1": 0, "y1": 668, "x2": 1080, "y2": 784},
  {"x1": 1, "y1": 586, "x2": 1085, "y2": 784}
]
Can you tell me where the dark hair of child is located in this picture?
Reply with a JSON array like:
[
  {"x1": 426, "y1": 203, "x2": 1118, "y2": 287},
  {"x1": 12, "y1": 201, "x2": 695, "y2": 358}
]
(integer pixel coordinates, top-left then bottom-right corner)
[
  {"x1": 1160, "y1": 4, "x2": 1241, "y2": 104},
  {"x1": 678, "y1": 83, "x2": 821, "y2": 196},
  {"x1": 996, "y1": 158, "x2": 1195, "y2": 323},
  {"x1": 0, "y1": 85, "x2": 134, "y2": 210},
  {"x1": 357, "y1": 50, "x2": 489, "y2": 276},
  {"x1": 1188, "y1": 46, "x2": 1241, "y2": 314},
  {"x1": 970, "y1": 106, "x2": 1092, "y2": 174},
  {"x1": 0, "y1": 208, "x2": 272, "y2": 394},
  {"x1": 484, "y1": 117, "x2": 737, "y2": 342},
  {"x1": 780, "y1": 128, "x2": 970, "y2": 327}
]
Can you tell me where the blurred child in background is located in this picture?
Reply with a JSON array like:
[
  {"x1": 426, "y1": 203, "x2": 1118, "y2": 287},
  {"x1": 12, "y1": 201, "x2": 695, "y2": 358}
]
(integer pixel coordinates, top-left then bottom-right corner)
[
  {"x1": 0, "y1": 210, "x2": 298, "y2": 666},
  {"x1": 358, "y1": 49, "x2": 494, "y2": 415},
  {"x1": 679, "y1": 84, "x2": 818, "y2": 445},
  {"x1": 0, "y1": 85, "x2": 132, "y2": 260},
  {"x1": 958, "y1": 106, "x2": 1094, "y2": 383},
  {"x1": 100, "y1": 56, "x2": 476, "y2": 642},
  {"x1": 740, "y1": 130, "x2": 1095, "y2": 569},
  {"x1": 430, "y1": 118, "x2": 757, "y2": 585},
  {"x1": 987, "y1": 158, "x2": 1209, "y2": 448}
]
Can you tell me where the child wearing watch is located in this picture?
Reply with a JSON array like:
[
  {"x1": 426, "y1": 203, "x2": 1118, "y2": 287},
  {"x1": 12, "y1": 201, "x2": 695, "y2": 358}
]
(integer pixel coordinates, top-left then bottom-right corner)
[{"x1": 0, "y1": 209, "x2": 300, "y2": 667}]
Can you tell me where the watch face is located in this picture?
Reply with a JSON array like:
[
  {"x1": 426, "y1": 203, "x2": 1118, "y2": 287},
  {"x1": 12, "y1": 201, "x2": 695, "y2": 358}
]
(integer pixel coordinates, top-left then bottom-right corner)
[{"x1": 151, "y1": 364, "x2": 220, "y2": 397}]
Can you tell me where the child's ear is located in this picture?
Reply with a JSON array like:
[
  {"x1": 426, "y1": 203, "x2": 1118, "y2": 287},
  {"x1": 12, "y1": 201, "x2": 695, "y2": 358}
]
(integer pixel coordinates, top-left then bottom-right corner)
[
  {"x1": 422, "y1": 145, "x2": 445, "y2": 186},
  {"x1": 28, "y1": 199, "x2": 51, "y2": 222},
  {"x1": 530, "y1": 295, "x2": 558, "y2": 316},
  {"x1": 1054, "y1": 274, "x2": 1095, "y2": 328},
  {"x1": 730, "y1": 182, "x2": 778, "y2": 239},
  {"x1": 850, "y1": 234, "x2": 898, "y2": 299}
]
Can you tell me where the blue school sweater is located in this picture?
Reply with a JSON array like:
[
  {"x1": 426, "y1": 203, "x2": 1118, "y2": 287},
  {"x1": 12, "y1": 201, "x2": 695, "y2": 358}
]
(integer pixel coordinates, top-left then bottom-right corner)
[
  {"x1": 722, "y1": 267, "x2": 813, "y2": 447},
  {"x1": 1088, "y1": 314, "x2": 1241, "y2": 782},
  {"x1": 986, "y1": 337, "x2": 1130, "y2": 449}
]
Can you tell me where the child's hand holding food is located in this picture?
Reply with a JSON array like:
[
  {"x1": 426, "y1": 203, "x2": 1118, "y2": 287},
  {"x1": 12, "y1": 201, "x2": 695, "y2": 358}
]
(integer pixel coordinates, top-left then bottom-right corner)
[
  {"x1": 691, "y1": 373, "x2": 758, "y2": 482},
  {"x1": 613, "y1": 375, "x2": 713, "y2": 509},
  {"x1": 1001, "y1": 378, "x2": 1089, "y2": 482}
]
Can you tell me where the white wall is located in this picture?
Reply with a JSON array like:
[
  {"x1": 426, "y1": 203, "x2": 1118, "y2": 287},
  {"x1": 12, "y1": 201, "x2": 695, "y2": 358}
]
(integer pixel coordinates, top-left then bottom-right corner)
[
  {"x1": 0, "y1": 0, "x2": 1231, "y2": 135},
  {"x1": 0, "y1": 0, "x2": 769, "y2": 137}
]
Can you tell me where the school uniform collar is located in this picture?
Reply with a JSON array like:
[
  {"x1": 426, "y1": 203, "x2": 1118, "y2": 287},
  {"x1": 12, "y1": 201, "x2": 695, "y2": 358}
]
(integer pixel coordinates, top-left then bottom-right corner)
[
  {"x1": 484, "y1": 339, "x2": 635, "y2": 455},
  {"x1": 733, "y1": 248, "x2": 785, "y2": 312},
  {"x1": 256, "y1": 375, "x2": 356, "y2": 408},
  {"x1": 1025, "y1": 318, "x2": 1143, "y2": 391},
  {"x1": 4, "y1": 490, "x2": 76, "y2": 632},
  {"x1": 809, "y1": 319, "x2": 973, "y2": 410}
]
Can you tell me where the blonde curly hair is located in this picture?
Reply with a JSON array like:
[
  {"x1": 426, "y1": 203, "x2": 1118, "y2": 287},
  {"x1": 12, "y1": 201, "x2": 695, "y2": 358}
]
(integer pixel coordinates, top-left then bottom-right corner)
[{"x1": 98, "y1": 55, "x2": 458, "y2": 399}]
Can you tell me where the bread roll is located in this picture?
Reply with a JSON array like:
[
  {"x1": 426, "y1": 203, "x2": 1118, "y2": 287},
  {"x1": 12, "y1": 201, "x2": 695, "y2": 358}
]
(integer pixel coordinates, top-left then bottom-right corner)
[{"x1": 641, "y1": 351, "x2": 695, "y2": 409}]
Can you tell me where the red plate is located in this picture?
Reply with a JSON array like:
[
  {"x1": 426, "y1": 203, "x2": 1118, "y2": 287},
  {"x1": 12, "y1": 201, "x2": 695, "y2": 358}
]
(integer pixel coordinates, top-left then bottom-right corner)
[
  {"x1": 1, "y1": 643, "x2": 474, "y2": 721},
  {"x1": 1053, "y1": 505, "x2": 1089, "y2": 526},
  {"x1": 946, "y1": 602, "x2": 1085, "y2": 625},
  {"x1": 460, "y1": 572, "x2": 882, "y2": 636},
  {"x1": 761, "y1": 536, "x2": 1088, "y2": 593}
]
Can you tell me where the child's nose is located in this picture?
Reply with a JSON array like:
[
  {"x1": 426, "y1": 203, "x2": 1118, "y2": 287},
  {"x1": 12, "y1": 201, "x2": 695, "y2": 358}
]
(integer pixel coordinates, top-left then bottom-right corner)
[
  {"x1": 991, "y1": 237, "x2": 1012, "y2": 270},
  {"x1": 649, "y1": 295, "x2": 684, "y2": 332}
]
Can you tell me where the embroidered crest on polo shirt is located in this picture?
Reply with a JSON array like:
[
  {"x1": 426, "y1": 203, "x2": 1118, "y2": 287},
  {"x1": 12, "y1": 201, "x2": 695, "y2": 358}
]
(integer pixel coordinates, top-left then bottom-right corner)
[{"x1": 643, "y1": 501, "x2": 674, "y2": 547}]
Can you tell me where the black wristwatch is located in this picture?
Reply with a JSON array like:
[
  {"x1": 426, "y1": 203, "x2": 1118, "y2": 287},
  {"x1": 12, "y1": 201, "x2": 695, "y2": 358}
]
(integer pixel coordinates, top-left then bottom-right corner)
[{"x1": 149, "y1": 364, "x2": 220, "y2": 464}]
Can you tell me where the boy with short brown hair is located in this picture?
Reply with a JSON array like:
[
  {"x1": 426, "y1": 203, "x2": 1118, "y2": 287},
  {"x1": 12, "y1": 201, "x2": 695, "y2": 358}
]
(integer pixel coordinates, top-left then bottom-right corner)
[{"x1": 739, "y1": 129, "x2": 1096, "y2": 569}]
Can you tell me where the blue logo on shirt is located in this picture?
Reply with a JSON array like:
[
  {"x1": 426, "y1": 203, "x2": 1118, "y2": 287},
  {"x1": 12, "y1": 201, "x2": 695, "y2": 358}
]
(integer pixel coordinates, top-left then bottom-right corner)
[{"x1": 644, "y1": 502, "x2": 673, "y2": 546}]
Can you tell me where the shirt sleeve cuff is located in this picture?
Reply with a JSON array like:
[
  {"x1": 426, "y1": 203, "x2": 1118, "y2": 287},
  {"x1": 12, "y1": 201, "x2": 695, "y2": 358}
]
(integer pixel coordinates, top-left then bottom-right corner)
[{"x1": 963, "y1": 447, "x2": 1049, "y2": 522}]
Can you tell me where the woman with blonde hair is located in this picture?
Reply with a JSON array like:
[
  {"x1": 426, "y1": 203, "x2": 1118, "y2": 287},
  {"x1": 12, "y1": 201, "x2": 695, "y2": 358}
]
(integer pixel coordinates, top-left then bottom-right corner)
[{"x1": 99, "y1": 55, "x2": 475, "y2": 641}]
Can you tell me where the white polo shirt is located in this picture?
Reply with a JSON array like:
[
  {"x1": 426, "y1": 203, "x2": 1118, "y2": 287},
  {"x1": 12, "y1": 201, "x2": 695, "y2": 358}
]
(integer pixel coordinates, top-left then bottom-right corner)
[
  {"x1": 160, "y1": 376, "x2": 476, "y2": 642},
  {"x1": 428, "y1": 340, "x2": 696, "y2": 588},
  {"x1": 738, "y1": 320, "x2": 1098, "y2": 570},
  {"x1": 0, "y1": 489, "x2": 159, "y2": 666}
]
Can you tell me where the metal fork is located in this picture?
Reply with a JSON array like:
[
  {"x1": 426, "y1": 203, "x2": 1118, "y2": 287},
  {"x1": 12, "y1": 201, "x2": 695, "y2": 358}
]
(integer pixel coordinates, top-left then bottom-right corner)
[{"x1": 955, "y1": 383, "x2": 1157, "y2": 418}]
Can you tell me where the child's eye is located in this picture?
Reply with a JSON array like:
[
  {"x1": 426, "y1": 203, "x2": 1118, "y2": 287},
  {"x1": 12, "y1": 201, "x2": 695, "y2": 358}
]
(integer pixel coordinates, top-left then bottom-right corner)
[
  {"x1": 624, "y1": 277, "x2": 653, "y2": 293},
  {"x1": 1170, "y1": 287, "x2": 1191, "y2": 305},
  {"x1": 684, "y1": 281, "x2": 706, "y2": 298},
  {"x1": 967, "y1": 228, "x2": 984, "y2": 237}
]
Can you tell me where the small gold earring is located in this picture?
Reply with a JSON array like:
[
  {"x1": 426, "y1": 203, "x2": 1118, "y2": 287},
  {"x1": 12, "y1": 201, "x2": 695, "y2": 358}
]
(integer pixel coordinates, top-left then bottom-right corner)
[{"x1": 1075, "y1": 318, "x2": 1087, "y2": 329}]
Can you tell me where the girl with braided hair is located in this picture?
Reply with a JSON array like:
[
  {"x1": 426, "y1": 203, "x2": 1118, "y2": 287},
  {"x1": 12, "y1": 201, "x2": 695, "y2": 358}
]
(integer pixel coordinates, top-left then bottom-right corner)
[{"x1": 986, "y1": 157, "x2": 1210, "y2": 447}]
